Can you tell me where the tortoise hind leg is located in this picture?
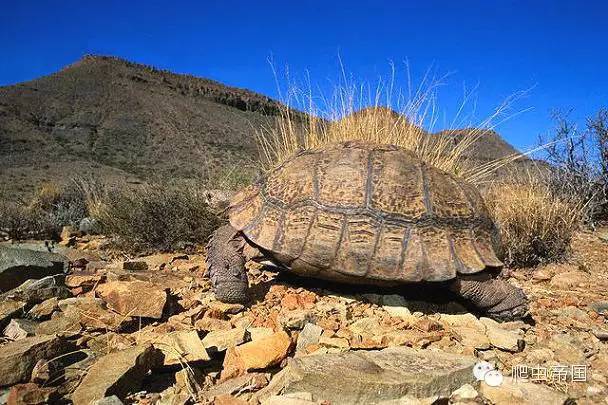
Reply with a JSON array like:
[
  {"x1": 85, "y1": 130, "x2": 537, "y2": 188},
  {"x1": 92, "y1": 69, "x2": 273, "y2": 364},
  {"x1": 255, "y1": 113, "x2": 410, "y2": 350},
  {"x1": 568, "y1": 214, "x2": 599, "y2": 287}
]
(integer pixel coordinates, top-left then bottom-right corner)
[
  {"x1": 206, "y1": 224, "x2": 249, "y2": 304},
  {"x1": 449, "y1": 273, "x2": 529, "y2": 321}
]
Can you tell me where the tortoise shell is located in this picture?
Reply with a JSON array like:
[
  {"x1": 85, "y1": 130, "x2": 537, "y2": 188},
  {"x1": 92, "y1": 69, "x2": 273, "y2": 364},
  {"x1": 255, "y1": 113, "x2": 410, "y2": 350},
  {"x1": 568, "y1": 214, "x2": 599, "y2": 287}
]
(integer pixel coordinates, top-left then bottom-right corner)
[{"x1": 228, "y1": 141, "x2": 502, "y2": 284}]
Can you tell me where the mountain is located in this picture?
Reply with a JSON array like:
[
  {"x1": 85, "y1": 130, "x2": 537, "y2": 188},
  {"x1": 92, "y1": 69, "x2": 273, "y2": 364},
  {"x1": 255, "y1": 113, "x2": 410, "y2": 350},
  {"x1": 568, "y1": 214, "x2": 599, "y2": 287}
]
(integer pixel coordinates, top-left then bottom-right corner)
[
  {"x1": 0, "y1": 55, "x2": 290, "y2": 200},
  {"x1": 0, "y1": 55, "x2": 532, "y2": 201}
]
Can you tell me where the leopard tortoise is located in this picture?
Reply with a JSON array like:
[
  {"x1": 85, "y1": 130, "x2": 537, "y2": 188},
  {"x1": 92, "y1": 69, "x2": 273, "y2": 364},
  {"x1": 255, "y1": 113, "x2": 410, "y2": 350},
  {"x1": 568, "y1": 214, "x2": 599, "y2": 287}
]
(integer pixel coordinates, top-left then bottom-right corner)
[{"x1": 206, "y1": 140, "x2": 528, "y2": 320}]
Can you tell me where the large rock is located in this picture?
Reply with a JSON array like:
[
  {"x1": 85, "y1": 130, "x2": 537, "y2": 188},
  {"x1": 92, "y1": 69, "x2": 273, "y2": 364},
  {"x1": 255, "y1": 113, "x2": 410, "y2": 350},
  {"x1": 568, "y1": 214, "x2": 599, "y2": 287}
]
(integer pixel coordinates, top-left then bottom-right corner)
[
  {"x1": 202, "y1": 328, "x2": 248, "y2": 353},
  {"x1": 0, "y1": 300, "x2": 26, "y2": 328},
  {"x1": 1, "y1": 275, "x2": 71, "y2": 306},
  {"x1": 96, "y1": 281, "x2": 167, "y2": 319},
  {"x1": 71, "y1": 345, "x2": 163, "y2": 405},
  {"x1": 0, "y1": 335, "x2": 72, "y2": 386},
  {"x1": 254, "y1": 347, "x2": 477, "y2": 404},
  {"x1": 479, "y1": 378, "x2": 568, "y2": 404},
  {"x1": 0, "y1": 247, "x2": 67, "y2": 292}
]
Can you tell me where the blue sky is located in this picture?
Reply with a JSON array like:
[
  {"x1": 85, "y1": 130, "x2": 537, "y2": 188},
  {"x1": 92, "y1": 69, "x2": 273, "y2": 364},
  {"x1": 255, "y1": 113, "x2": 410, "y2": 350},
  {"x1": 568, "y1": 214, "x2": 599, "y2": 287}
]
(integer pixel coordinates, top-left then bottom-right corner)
[{"x1": 1, "y1": 1, "x2": 607, "y2": 151}]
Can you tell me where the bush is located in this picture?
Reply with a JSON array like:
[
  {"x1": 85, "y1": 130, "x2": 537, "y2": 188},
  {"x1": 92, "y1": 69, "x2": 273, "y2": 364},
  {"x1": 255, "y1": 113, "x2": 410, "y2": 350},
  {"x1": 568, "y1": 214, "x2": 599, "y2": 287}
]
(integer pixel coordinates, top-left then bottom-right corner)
[
  {"x1": 484, "y1": 179, "x2": 585, "y2": 267},
  {"x1": 93, "y1": 183, "x2": 222, "y2": 252},
  {"x1": 0, "y1": 201, "x2": 58, "y2": 240}
]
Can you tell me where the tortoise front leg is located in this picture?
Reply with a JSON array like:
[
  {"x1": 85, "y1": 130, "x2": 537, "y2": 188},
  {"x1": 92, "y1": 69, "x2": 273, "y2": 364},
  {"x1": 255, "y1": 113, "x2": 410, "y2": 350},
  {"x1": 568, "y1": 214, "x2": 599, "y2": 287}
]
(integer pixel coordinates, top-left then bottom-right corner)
[
  {"x1": 449, "y1": 273, "x2": 529, "y2": 321},
  {"x1": 206, "y1": 224, "x2": 249, "y2": 304}
]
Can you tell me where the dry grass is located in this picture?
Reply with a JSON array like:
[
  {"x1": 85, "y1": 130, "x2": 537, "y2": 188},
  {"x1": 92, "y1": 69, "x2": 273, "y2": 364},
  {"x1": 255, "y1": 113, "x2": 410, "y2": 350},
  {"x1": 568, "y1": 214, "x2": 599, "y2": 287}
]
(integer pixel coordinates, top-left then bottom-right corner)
[
  {"x1": 485, "y1": 173, "x2": 586, "y2": 267},
  {"x1": 256, "y1": 65, "x2": 525, "y2": 182},
  {"x1": 92, "y1": 183, "x2": 221, "y2": 252}
]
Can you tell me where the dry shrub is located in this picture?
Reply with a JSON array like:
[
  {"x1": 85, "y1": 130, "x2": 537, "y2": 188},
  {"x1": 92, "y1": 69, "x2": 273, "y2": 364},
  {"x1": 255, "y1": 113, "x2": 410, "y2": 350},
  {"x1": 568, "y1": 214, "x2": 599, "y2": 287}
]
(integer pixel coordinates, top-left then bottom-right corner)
[
  {"x1": 0, "y1": 201, "x2": 57, "y2": 240},
  {"x1": 485, "y1": 177, "x2": 585, "y2": 267},
  {"x1": 256, "y1": 65, "x2": 523, "y2": 181},
  {"x1": 93, "y1": 184, "x2": 221, "y2": 252}
]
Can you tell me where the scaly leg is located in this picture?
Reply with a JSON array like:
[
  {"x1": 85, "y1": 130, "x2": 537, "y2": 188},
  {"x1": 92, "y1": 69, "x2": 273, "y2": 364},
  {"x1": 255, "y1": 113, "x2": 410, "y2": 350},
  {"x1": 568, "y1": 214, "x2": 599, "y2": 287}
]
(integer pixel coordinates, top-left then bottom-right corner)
[
  {"x1": 205, "y1": 224, "x2": 249, "y2": 304},
  {"x1": 449, "y1": 273, "x2": 529, "y2": 321}
]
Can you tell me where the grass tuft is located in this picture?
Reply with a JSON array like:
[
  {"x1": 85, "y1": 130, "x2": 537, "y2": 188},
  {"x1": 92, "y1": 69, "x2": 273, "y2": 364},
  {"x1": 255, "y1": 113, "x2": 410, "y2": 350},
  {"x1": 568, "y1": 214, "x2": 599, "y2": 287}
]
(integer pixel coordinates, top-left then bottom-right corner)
[{"x1": 484, "y1": 173, "x2": 585, "y2": 267}]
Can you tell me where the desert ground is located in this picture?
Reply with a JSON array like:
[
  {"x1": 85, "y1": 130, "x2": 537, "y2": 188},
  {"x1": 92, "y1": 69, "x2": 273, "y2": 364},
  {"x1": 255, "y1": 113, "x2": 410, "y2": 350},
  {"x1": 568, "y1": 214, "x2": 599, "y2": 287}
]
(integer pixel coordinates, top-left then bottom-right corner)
[{"x1": 0, "y1": 224, "x2": 606, "y2": 404}]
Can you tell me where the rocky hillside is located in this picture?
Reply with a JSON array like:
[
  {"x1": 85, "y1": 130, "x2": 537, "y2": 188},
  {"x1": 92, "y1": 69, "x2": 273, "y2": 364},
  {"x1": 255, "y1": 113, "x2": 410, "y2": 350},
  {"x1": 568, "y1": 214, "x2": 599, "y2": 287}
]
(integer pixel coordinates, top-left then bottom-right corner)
[
  {"x1": 0, "y1": 56, "x2": 532, "y2": 201},
  {"x1": 0, "y1": 55, "x2": 293, "y2": 200}
]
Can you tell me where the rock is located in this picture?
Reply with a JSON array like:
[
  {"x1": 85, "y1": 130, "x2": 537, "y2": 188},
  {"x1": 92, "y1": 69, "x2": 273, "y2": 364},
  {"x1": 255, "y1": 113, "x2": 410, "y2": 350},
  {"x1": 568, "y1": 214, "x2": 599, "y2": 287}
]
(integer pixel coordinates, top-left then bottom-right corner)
[
  {"x1": 79, "y1": 217, "x2": 100, "y2": 235},
  {"x1": 253, "y1": 347, "x2": 477, "y2": 404},
  {"x1": 65, "y1": 273, "x2": 104, "y2": 289},
  {"x1": 140, "y1": 330, "x2": 210, "y2": 366},
  {"x1": 86, "y1": 332, "x2": 134, "y2": 354},
  {"x1": 0, "y1": 300, "x2": 26, "y2": 328},
  {"x1": 213, "y1": 394, "x2": 248, "y2": 405},
  {"x1": 318, "y1": 335, "x2": 349, "y2": 350},
  {"x1": 548, "y1": 333, "x2": 586, "y2": 364},
  {"x1": 589, "y1": 300, "x2": 608, "y2": 315},
  {"x1": 592, "y1": 328, "x2": 608, "y2": 340},
  {"x1": 279, "y1": 310, "x2": 311, "y2": 330},
  {"x1": 0, "y1": 335, "x2": 73, "y2": 386},
  {"x1": 202, "y1": 328, "x2": 247, "y2": 353},
  {"x1": 195, "y1": 317, "x2": 233, "y2": 331},
  {"x1": 480, "y1": 317, "x2": 524, "y2": 352},
  {"x1": 3, "y1": 319, "x2": 37, "y2": 340},
  {"x1": 209, "y1": 301, "x2": 245, "y2": 315},
  {"x1": 248, "y1": 327, "x2": 274, "y2": 341},
  {"x1": 479, "y1": 377, "x2": 568, "y2": 404},
  {"x1": 453, "y1": 326, "x2": 490, "y2": 350},
  {"x1": 415, "y1": 318, "x2": 443, "y2": 332},
  {"x1": 37, "y1": 297, "x2": 126, "y2": 335},
  {"x1": 0, "y1": 247, "x2": 67, "y2": 292},
  {"x1": 222, "y1": 331, "x2": 292, "y2": 379},
  {"x1": 348, "y1": 317, "x2": 381, "y2": 336},
  {"x1": 71, "y1": 345, "x2": 163, "y2": 405},
  {"x1": 1, "y1": 275, "x2": 71, "y2": 306},
  {"x1": 92, "y1": 396, "x2": 123, "y2": 405},
  {"x1": 96, "y1": 281, "x2": 167, "y2": 318},
  {"x1": 295, "y1": 323, "x2": 323, "y2": 356},
  {"x1": 121, "y1": 261, "x2": 148, "y2": 271},
  {"x1": 27, "y1": 297, "x2": 58, "y2": 320},
  {"x1": 450, "y1": 383, "x2": 478, "y2": 402},
  {"x1": 6, "y1": 383, "x2": 59, "y2": 404},
  {"x1": 550, "y1": 270, "x2": 590, "y2": 289},
  {"x1": 263, "y1": 393, "x2": 317, "y2": 404},
  {"x1": 382, "y1": 305, "x2": 413, "y2": 319},
  {"x1": 202, "y1": 373, "x2": 270, "y2": 400}
]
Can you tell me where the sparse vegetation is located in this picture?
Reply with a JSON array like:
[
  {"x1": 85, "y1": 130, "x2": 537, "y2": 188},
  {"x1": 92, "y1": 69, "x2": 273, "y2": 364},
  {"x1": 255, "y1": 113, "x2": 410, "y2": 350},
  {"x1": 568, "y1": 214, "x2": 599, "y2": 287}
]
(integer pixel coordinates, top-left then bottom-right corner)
[
  {"x1": 93, "y1": 183, "x2": 222, "y2": 252},
  {"x1": 256, "y1": 67, "x2": 524, "y2": 182},
  {"x1": 538, "y1": 109, "x2": 608, "y2": 223},
  {"x1": 485, "y1": 174, "x2": 586, "y2": 267}
]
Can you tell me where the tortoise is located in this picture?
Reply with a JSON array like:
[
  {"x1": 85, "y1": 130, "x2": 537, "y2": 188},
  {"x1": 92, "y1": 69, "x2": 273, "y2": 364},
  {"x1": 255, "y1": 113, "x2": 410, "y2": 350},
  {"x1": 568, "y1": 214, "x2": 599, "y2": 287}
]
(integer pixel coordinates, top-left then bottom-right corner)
[{"x1": 206, "y1": 140, "x2": 529, "y2": 321}]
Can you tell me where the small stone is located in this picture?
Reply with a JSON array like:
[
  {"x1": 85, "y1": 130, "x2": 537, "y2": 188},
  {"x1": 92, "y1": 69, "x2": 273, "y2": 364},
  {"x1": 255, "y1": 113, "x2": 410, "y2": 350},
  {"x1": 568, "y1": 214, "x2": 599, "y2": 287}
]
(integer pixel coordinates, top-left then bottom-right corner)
[
  {"x1": 592, "y1": 328, "x2": 608, "y2": 340},
  {"x1": 195, "y1": 317, "x2": 233, "y2": 331},
  {"x1": 480, "y1": 317, "x2": 524, "y2": 352},
  {"x1": 295, "y1": 323, "x2": 323, "y2": 355},
  {"x1": 479, "y1": 377, "x2": 567, "y2": 405},
  {"x1": 209, "y1": 301, "x2": 245, "y2": 315},
  {"x1": 202, "y1": 328, "x2": 247, "y2": 353},
  {"x1": 121, "y1": 261, "x2": 148, "y2": 271},
  {"x1": 0, "y1": 300, "x2": 26, "y2": 328},
  {"x1": 144, "y1": 330, "x2": 210, "y2": 366},
  {"x1": 248, "y1": 327, "x2": 274, "y2": 341},
  {"x1": 65, "y1": 273, "x2": 104, "y2": 289},
  {"x1": 71, "y1": 345, "x2": 163, "y2": 405},
  {"x1": 3, "y1": 318, "x2": 37, "y2": 340},
  {"x1": 450, "y1": 383, "x2": 478, "y2": 401},
  {"x1": 213, "y1": 394, "x2": 248, "y2": 405},
  {"x1": 7, "y1": 383, "x2": 59, "y2": 405},
  {"x1": 318, "y1": 335, "x2": 350, "y2": 350},
  {"x1": 27, "y1": 297, "x2": 58, "y2": 320},
  {"x1": 278, "y1": 310, "x2": 311, "y2": 330},
  {"x1": 222, "y1": 331, "x2": 292, "y2": 379},
  {"x1": 348, "y1": 317, "x2": 381, "y2": 336},
  {"x1": 96, "y1": 280, "x2": 167, "y2": 319},
  {"x1": 550, "y1": 270, "x2": 590, "y2": 289},
  {"x1": 589, "y1": 300, "x2": 608, "y2": 315}
]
